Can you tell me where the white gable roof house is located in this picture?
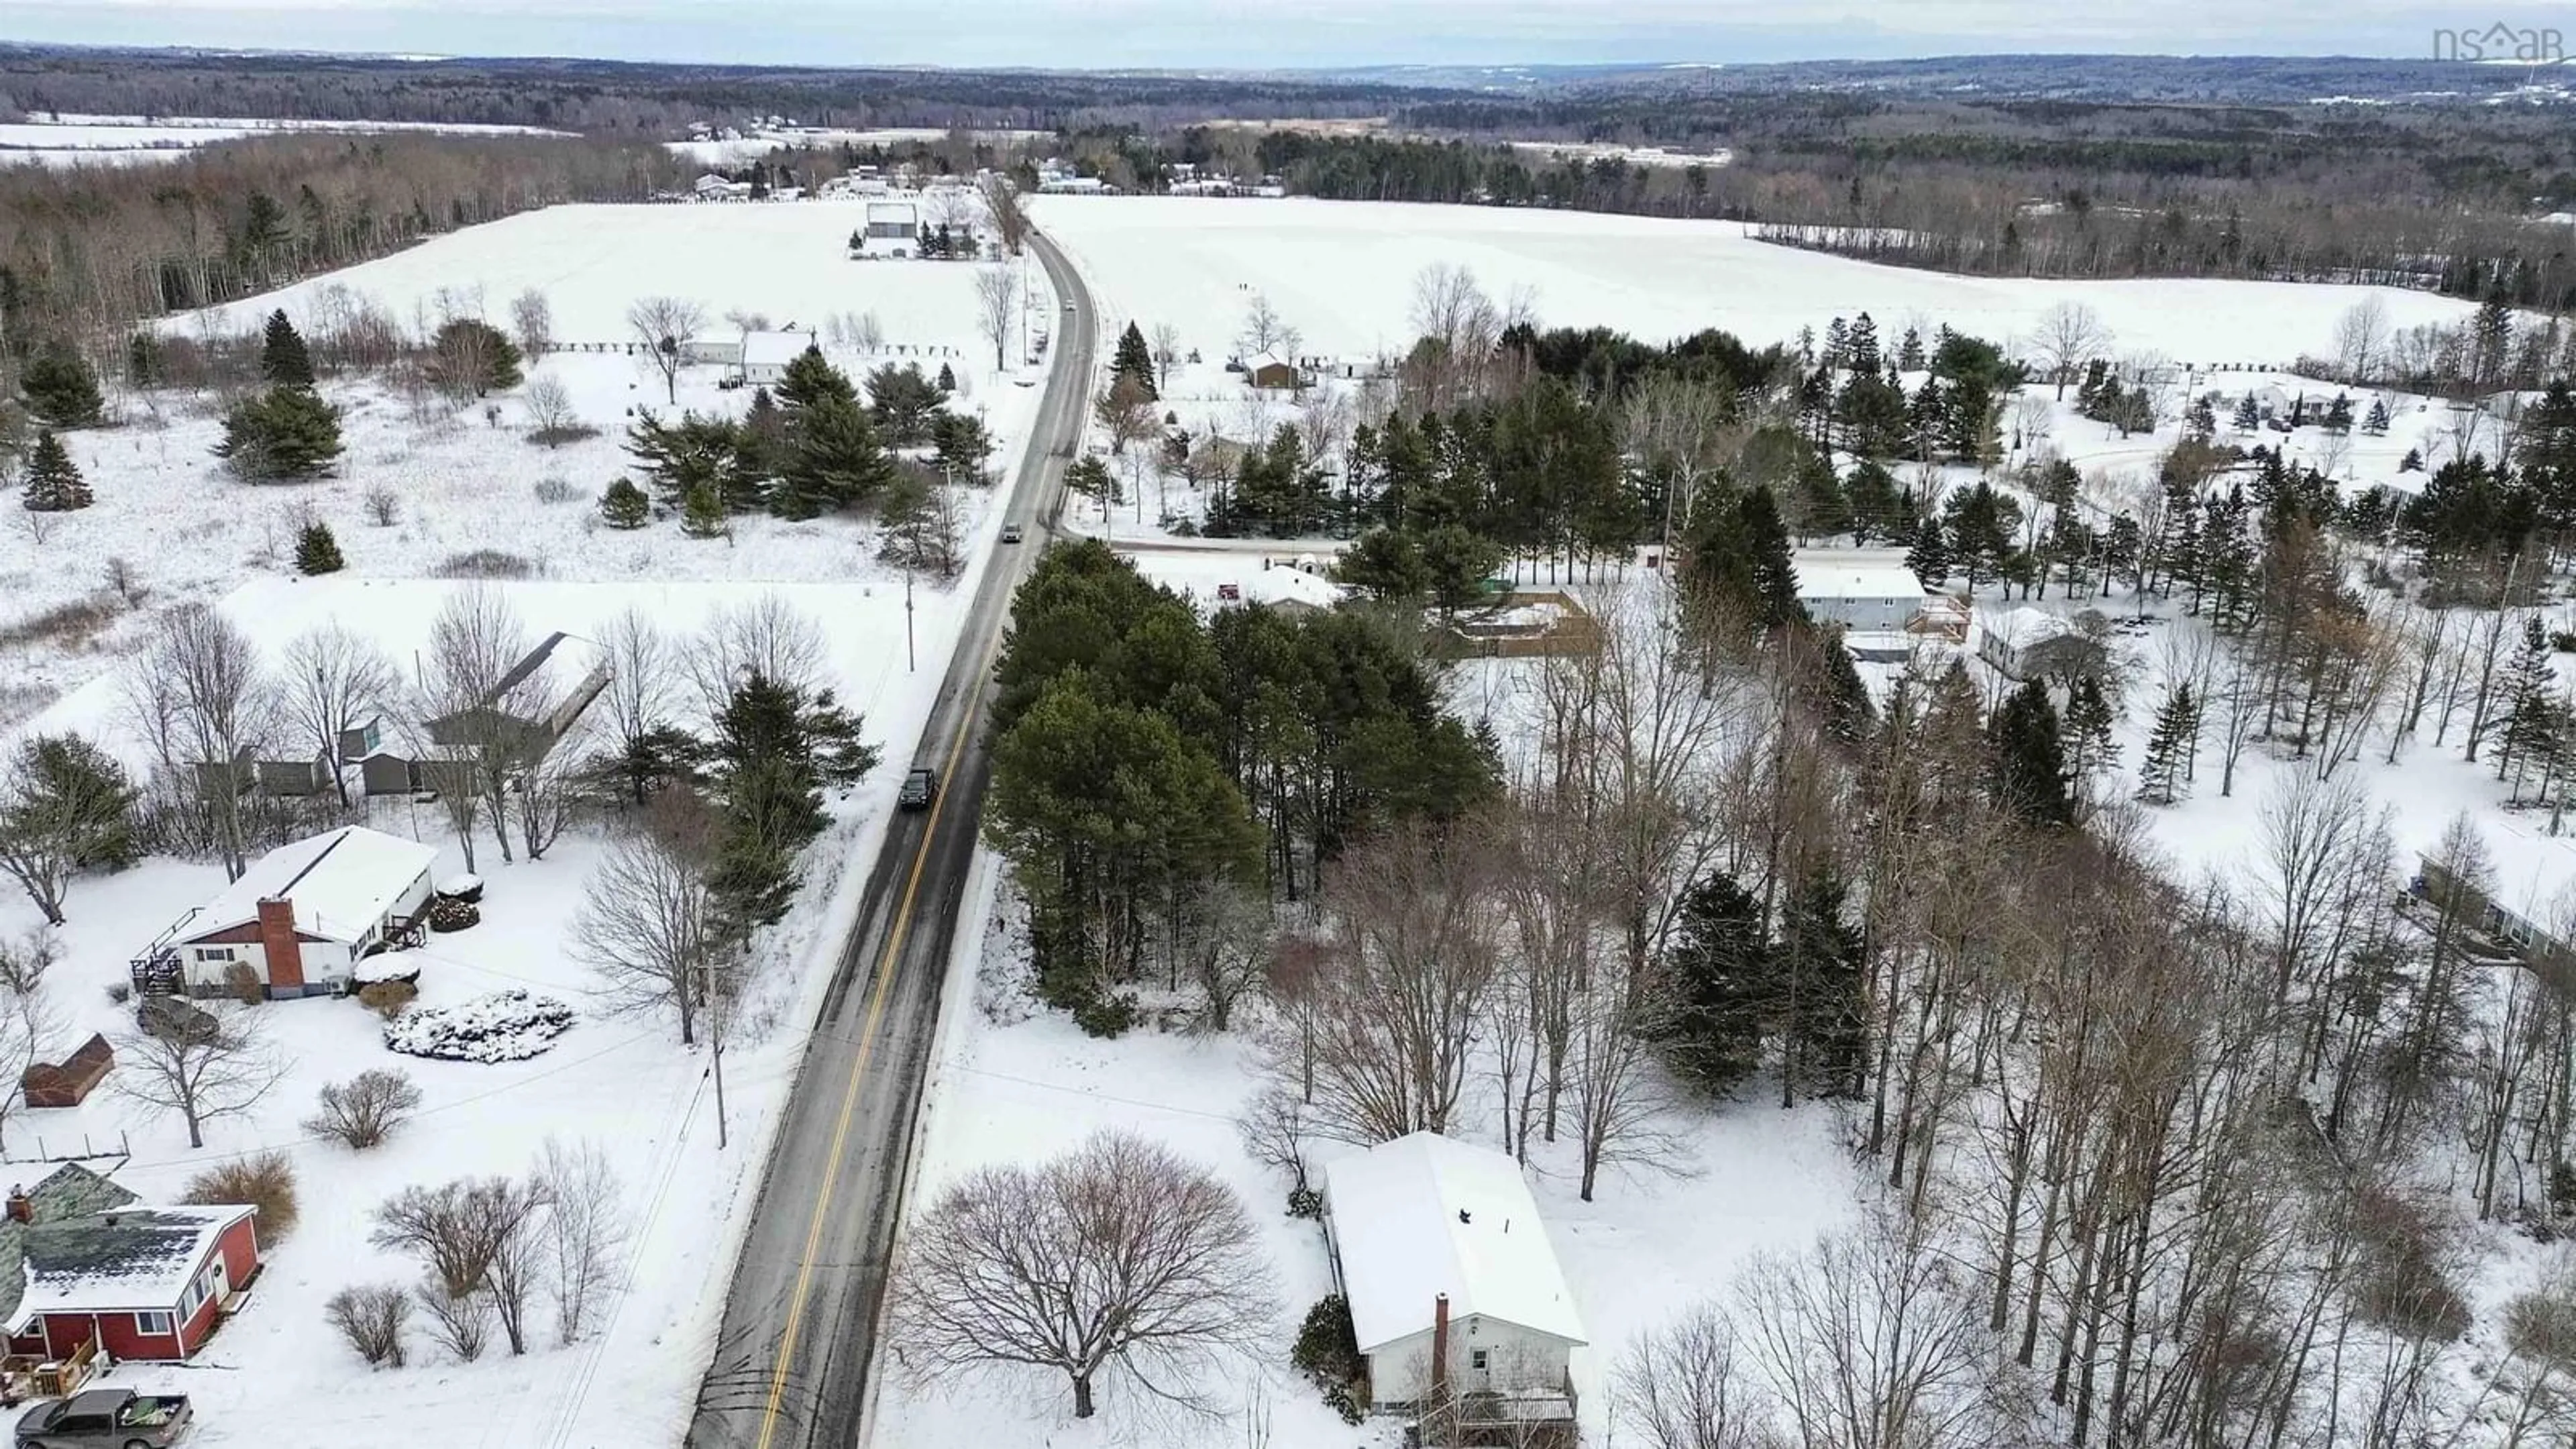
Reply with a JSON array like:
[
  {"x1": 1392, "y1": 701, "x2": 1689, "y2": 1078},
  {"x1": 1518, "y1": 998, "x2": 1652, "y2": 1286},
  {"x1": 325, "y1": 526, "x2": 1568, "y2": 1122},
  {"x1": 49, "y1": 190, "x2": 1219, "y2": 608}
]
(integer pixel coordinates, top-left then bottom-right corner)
[
  {"x1": 1978, "y1": 605, "x2": 2108, "y2": 682},
  {"x1": 1322, "y1": 1133, "x2": 1585, "y2": 1433},
  {"x1": 741, "y1": 328, "x2": 818, "y2": 384},
  {"x1": 1794, "y1": 549, "x2": 1934, "y2": 633},
  {"x1": 130, "y1": 826, "x2": 438, "y2": 1001}
]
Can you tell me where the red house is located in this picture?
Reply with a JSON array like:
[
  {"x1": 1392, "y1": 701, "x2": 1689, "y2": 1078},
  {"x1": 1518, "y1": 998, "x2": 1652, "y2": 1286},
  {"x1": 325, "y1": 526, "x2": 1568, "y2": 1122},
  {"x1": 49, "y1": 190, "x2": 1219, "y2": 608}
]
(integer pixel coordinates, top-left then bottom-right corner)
[{"x1": 4, "y1": 1204, "x2": 260, "y2": 1362}]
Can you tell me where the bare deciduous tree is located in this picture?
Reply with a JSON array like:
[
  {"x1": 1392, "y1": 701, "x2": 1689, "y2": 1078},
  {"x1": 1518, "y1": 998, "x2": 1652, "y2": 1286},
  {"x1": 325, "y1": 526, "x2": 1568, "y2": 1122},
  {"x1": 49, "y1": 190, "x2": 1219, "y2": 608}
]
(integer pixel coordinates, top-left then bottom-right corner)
[
  {"x1": 572, "y1": 801, "x2": 724, "y2": 1045},
  {"x1": 327, "y1": 1283, "x2": 413, "y2": 1369},
  {"x1": 977, "y1": 173, "x2": 1028, "y2": 255},
  {"x1": 414, "y1": 1274, "x2": 492, "y2": 1360},
  {"x1": 2030, "y1": 301, "x2": 2110, "y2": 400},
  {"x1": 280, "y1": 623, "x2": 398, "y2": 809},
  {"x1": 890, "y1": 1130, "x2": 1275, "y2": 1420},
  {"x1": 1150, "y1": 321, "x2": 1183, "y2": 392},
  {"x1": 2333, "y1": 297, "x2": 2391, "y2": 382},
  {"x1": 1174, "y1": 880, "x2": 1273, "y2": 1032},
  {"x1": 408, "y1": 582, "x2": 540, "y2": 872},
  {"x1": 113, "y1": 1006, "x2": 287, "y2": 1149},
  {"x1": 535, "y1": 1136, "x2": 628, "y2": 1345},
  {"x1": 304, "y1": 1068, "x2": 423, "y2": 1150},
  {"x1": 596, "y1": 606, "x2": 680, "y2": 806},
  {"x1": 124, "y1": 603, "x2": 275, "y2": 879},
  {"x1": 1734, "y1": 1209, "x2": 1990, "y2": 1449},
  {"x1": 0, "y1": 933, "x2": 62, "y2": 1156},
  {"x1": 1615, "y1": 1303, "x2": 1774, "y2": 1449},
  {"x1": 521, "y1": 375, "x2": 579, "y2": 445},
  {"x1": 1276, "y1": 824, "x2": 1499, "y2": 1144},
  {"x1": 508, "y1": 288, "x2": 553, "y2": 358},
  {"x1": 973, "y1": 264, "x2": 1018, "y2": 372},
  {"x1": 1238, "y1": 290, "x2": 1298, "y2": 362},
  {"x1": 1235, "y1": 1087, "x2": 1314, "y2": 1207},
  {"x1": 373, "y1": 1174, "x2": 552, "y2": 1354},
  {"x1": 686, "y1": 594, "x2": 828, "y2": 720},
  {"x1": 513, "y1": 715, "x2": 588, "y2": 862},
  {"x1": 627, "y1": 296, "x2": 704, "y2": 406}
]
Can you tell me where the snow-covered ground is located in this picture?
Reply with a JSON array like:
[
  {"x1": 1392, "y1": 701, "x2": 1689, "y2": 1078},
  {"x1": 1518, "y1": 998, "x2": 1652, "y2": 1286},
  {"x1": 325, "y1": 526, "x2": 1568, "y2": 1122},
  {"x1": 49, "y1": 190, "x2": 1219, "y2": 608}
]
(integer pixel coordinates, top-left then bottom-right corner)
[
  {"x1": 15, "y1": 201, "x2": 1044, "y2": 722},
  {"x1": 0, "y1": 115, "x2": 572, "y2": 166},
  {"x1": 0, "y1": 575, "x2": 963, "y2": 1448},
  {"x1": 1031, "y1": 195, "x2": 2485, "y2": 370},
  {"x1": 875, "y1": 865, "x2": 1860, "y2": 1448},
  {"x1": 0, "y1": 195, "x2": 1051, "y2": 1445},
  {"x1": 665, "y1": 127, "x2": 1045, "y2": 167}
]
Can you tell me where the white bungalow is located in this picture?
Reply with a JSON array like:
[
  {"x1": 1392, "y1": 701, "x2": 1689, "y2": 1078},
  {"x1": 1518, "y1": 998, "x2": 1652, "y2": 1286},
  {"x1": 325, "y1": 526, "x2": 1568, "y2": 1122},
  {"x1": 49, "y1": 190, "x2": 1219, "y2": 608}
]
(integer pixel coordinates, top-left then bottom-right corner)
[
  {"x1": 741, "y1": 329, "x2": 819, "y2": 384},
  {"x1": 1794, "y1": 550, "x2": 1934, "y2": 632},
  {"x1": 134, "y1": 827, "x2": 437, "y2": 1000},
  {"x1": 1322, "y1": 1132, "x2": 1585, "y2": 1419}
]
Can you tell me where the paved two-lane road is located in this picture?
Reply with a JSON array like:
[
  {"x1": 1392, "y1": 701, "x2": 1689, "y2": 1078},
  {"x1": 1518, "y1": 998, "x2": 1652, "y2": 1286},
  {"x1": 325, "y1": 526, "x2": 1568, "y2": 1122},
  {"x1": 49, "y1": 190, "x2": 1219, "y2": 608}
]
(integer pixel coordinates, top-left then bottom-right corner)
[{"x1": 684, "y1": 227, "x2": 1096, "y2": 1449}]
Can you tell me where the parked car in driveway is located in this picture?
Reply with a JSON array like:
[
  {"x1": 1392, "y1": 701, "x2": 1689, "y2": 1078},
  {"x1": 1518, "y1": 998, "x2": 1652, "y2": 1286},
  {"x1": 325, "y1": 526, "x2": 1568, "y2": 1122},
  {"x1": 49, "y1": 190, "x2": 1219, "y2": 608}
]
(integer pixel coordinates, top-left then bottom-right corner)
[{"x1": 15, "y1": 1389, "x2": 193, "y2": 1448}]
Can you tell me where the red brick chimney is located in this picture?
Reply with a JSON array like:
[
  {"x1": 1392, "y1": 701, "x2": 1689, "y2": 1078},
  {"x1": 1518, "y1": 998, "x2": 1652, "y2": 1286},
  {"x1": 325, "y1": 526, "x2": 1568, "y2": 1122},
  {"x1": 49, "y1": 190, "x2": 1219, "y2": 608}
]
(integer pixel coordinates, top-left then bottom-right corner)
[
  {"x1": 5, "y1": 1187, "x2": 29, "y2": 1224},
  {"x1": 256, "y1": 898, "x2": 303, "y2": 996},
  {"x1": 1430, "y1": 1292, "x2": 1450, "y2": 1407}
]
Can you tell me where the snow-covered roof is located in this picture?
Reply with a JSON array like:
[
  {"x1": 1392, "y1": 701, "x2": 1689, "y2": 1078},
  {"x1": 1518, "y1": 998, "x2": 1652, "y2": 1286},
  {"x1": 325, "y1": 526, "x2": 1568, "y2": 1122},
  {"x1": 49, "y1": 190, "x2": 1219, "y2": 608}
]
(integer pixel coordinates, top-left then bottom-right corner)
[
  {"x1": 177, "y1": 826, "x2": 437, "y2": 947},
  {"x1": 865, "y1": 200, "x2": 918, "y2": 223},
  {"x1": 1981, "y1": 606, "x2": 2077, "y2": 649},
  {"x1": 742, "y1": 329, "x2": 816, "y2": 368},
  {"x1": 1244, "y1": 350, "x2": 1296, "y2": 374},
  {"x1": 1323, "y1": 1132, "x2": 1586, "y2": 1354},
  {"x1": 1793, "y1": 551, "x2": 1931, "y2": 602},
  {"x1": 10, "y1": 1205, "x2": 249, "y2": 1326}
]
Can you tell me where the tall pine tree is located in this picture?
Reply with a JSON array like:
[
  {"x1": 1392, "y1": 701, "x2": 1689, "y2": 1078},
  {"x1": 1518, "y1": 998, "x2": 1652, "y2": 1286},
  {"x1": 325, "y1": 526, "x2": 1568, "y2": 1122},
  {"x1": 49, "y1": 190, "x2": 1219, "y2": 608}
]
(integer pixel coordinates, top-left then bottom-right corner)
[
  {"x1": 1988, "y1": 680, "x2": 2074, "y2": 826},
  {"x1": 2135, "y1": 682, "x2": 2197, "y2": 806},
  {"x1": 17, "y1": 431, "x2": 91, "y2": 513},
  {"x1": 261, "y1": 309, "x2": 315, "y2": 386},
  {"x1": 1660, "y1": 869, "x2": 1772, "y2": 1094},
  {"x1": 1112, "y1": 321, "x2": 1159, "y2": 400}
]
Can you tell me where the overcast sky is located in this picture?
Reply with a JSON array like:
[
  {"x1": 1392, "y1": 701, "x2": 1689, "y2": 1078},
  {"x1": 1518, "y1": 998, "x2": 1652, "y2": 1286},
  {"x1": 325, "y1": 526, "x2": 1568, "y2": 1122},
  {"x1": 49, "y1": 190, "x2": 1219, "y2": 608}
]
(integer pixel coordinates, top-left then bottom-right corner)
[{"x1": 3, "y1": 0, "x2": 2565, "y2": 68}]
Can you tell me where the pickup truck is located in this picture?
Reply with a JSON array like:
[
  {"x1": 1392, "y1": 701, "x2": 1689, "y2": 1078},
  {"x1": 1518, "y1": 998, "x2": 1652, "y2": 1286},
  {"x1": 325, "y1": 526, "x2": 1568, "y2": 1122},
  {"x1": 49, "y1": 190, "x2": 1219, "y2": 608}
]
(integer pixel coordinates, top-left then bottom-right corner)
[{"x1": 15, "y1": 1389, "x2": 192, "y2": 1449}]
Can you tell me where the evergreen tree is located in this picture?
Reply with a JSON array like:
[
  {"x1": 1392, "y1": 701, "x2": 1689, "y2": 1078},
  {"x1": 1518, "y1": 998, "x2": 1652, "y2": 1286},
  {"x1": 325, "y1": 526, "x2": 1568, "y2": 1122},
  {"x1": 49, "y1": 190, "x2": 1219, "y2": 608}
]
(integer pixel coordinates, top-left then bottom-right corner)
[
  {"x1": 1845, "y1": 460, "x2": 1904, "y2": 544},
  {"x1": 1896, "y1": 326, "x2": 1925, "y2": 372},
  {"x1": 2364, "y1": 397, "x2": 2392, "y2": 435},
  {"x1": 1660, "y1": 869, "x2": 1772, "y2": 1093},
  {"x1": 17, "y1": 431, "x2": 91, "y2": 513},
  {"x1": 865, "y1": 362, "x2": 947, "y2": 445},
  {"x1": 1845, "y1": 313, "x2": 1882, "y2": 376},
  {"x1": 775, "y1": 395, "x2": 893, "y2": 518},
  {"x1": 2323, "y1": 392, "x2": 2355, "y2": 434},
  {"x1": 736, "y1": 387, "x2": 787, "y2": 485},
  {"x1": 1941, "y1": 480, "x2": 2017, "y2": 588},
  {"x1": 2495, "y1": 617, "x2": 2561, "y2": 794},
  {"x1": 260, "y1": 309, "x2": 315, "y2": 386},
  {"x1": 599, "y1": 476, "x2": 650, "y2": 529},
  {"x1": 2231, "y1": 392, "x2": 2260, "y2": 432},
  {"x1": 1904, "y1": 516, "x2": 1952, "y2": 590},
  {"x1": 931, "y1": 411, "x2": 996, "y2": 482},
  {"x1": 1112, "y1": 321, "x2": 1159, "y2": 400},
  {"x1": 626, "y1": 411, "x2": 747, "y2": 506},
  {"x1": 20, "y1": 341, "x2": 103, "y2": 429},
  {"x1": 125, "y1": 331, "x2": 162, "y2": 388},
  {"x1": 1805, "y1": 627, "x2": 1877, "y2": 743},
  {"x1": 213, "y1": 386, "x2": 343, "y2": 480},
  {"x1": 2473, "y1": 291, "x2": 2514, "y2": 386},
  {"x1": 681, "y1": 480, "x2": 727, "y2": 538},
  {"x1": 1683, "y1": 484, "x2": 1804, "y2": 639},
  {"x1": 773, "y1": 344, "x2": 857, "y2": 413},
  {"x1": 936, "y1": 361, "x2": 957, "y2": 394},
  {"x1": 1781, "y1": 872, "x2": 1867, "y2": 1102},
  {"x1": 2136, "y1": 682, "x2": 2196, "y2": 806},
  {"x1": 294, "y1": 521, "x2": 344, "y2": 575},
  {"x1": 1988, "y1": 680, "x2": 2074, "y2": 826},
  {"x1": 2185, "y1": 393, "x2": 2218, "y2": 437},
  {"x1": 2062, "y1": 674, "x2": 2118, "y2": 777},
  {"x1": 2399, "y1": 447, "x2": 2424, "y2": 474}
]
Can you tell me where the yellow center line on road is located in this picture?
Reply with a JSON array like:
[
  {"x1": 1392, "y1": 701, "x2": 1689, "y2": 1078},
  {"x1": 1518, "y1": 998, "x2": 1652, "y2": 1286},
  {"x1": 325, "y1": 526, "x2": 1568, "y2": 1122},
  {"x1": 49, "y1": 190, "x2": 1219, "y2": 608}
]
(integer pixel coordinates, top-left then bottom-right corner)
[{"x1": 751, "y1": 323, "x2": 1071, "y2": 1449}]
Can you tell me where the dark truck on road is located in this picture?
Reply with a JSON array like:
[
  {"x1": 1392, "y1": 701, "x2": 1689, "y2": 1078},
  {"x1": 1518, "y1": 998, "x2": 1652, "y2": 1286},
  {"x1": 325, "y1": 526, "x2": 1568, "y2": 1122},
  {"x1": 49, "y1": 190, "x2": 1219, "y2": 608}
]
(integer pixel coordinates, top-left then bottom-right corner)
[{"x1": 15, "y1": 1389, "x2": 192, "y2": 1449}]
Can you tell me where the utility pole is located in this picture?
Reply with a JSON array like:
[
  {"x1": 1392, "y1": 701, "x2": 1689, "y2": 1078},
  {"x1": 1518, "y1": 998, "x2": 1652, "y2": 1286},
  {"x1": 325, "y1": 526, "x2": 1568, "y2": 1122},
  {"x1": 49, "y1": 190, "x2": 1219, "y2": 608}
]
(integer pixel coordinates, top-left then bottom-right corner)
[
  {"x1": 904, "y1": 560, "x2": 917, "y2": 674},
  {"x1": 704, "y1": 956, "x2": 729, "y2": 1150}
]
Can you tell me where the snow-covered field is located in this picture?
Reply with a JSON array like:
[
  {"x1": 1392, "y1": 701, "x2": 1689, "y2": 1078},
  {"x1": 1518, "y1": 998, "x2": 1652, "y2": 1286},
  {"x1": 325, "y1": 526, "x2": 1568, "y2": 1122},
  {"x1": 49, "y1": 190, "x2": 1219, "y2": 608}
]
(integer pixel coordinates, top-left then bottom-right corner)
[
  {"x1": 1032, "y1": 195, "x2": 2484, "y2": 368},
  {"x1": 666, "y1": 127, "x2": 1046, "y2": 167},
  {"x1": 15, "y1": 201, "x2": 1045, "y2": 720},
  {"x1": 0, "y1": 115, "x2": 572, "y2": 166},
  {"x1": 184, "y1": 200, "x2": 1034, "y2": 346}
]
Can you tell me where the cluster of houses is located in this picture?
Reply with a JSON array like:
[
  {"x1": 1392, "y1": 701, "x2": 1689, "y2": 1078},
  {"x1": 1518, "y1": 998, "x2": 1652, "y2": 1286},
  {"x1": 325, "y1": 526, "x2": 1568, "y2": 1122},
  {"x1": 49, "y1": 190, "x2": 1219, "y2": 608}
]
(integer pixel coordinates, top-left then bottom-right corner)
[{"x1": 1162, "y1": 161, "x2": 1287, "y2": 199}]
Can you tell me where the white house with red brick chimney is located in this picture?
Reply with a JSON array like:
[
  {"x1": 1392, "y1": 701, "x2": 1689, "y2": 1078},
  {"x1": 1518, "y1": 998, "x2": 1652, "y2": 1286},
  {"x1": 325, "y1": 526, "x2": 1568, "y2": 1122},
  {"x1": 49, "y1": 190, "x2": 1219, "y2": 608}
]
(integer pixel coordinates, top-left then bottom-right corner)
[
  {"x1": 142, "y1": 826, "x2": 437, "y2": 1000},
  {"x1": 1320, "y1": 1132, "x2": 1585, "y2": 1423}
]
